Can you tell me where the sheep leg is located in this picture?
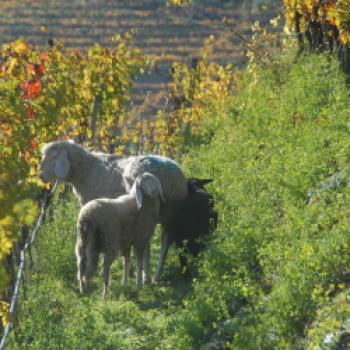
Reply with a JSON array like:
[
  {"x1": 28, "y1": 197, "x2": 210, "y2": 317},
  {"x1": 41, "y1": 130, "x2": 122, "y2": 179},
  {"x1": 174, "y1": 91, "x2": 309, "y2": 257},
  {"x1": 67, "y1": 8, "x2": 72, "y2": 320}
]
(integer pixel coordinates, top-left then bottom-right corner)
[
  {"x1": 77, "y1": 259, "x2": 85, "y2": 295},
  {"x1": 76, "y1": 238, "x2": 87, "y2": 295},
  {"x1": 102, "y1": 254, "x2": 114, "y2": 299},
  {"x1": 176, "y1": 240, "x2": 190, "y2": 275},
  {"x1": 122, "y1": 248, "x2": 131, "y2": 287},
  {"x1": 179, "y1": 253, "x2": 188, "y2": 272},
  {"x1": 153, "y1": 230, "x2": 170, "y2": 283},
  {"x1": 129, "y1": 258, "x2": 134, "y2": 278},
  {"x1": 143, "y1": 242, "x2": 151, "y2": 284},
  {"x1": 135, "y1": 246, "x2": 144, "y2": 288}
]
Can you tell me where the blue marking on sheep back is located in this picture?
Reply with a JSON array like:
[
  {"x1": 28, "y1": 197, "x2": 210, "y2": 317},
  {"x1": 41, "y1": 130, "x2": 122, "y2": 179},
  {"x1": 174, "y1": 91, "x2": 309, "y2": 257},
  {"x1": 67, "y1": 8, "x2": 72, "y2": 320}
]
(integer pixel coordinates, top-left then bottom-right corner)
[{"x1": 142, "y1": 155, "x2": 179, "y2": 171}]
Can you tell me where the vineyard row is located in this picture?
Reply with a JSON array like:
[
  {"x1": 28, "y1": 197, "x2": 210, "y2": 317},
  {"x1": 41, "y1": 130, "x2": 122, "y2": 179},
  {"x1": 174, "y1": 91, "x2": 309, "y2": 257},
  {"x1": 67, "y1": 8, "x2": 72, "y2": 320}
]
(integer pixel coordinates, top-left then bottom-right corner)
[{"x1": 0, "y1": 34, "x2": 234, "y2": 329}]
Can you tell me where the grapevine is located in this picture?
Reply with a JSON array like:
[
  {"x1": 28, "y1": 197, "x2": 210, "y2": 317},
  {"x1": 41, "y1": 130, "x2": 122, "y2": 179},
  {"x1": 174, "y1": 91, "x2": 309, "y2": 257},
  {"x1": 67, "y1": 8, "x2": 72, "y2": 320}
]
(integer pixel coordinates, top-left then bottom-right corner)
[
  {"x1": 0, "y1": 34, "x2": 145, "y2": 327},
  {"x1": 284, "y1": 0, "x2": 350, "y2": 46},
  {"x1": 283, "y1": 0, "x2": 350, "y2": 80},
  {"x1": 0, "y1": 34, "x2": 235, "y2": 330}
]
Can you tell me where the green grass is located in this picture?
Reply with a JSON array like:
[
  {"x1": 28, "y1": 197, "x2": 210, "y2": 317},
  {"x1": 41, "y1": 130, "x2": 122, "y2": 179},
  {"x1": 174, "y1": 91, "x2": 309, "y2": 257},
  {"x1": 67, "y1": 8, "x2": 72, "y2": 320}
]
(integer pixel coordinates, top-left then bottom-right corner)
[
  {"x1": 7, "y1": 51, "x2": 350, "y2": 349},
  {"x1": 7, "y1": 193, "x2": 195, "y2": 349}
]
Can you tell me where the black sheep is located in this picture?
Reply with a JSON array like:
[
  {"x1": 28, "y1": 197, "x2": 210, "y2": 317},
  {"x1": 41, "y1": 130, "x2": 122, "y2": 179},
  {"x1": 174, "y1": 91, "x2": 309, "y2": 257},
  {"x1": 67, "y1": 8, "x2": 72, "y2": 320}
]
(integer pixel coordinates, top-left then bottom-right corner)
[{"x1": 169, "y1": 177, "x2": 218, "y2": 273}]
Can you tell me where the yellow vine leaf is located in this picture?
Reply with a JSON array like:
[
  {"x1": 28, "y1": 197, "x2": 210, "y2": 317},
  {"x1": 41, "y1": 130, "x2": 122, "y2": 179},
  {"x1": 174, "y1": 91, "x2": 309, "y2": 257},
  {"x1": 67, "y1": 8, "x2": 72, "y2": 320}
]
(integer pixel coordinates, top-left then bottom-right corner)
[
  {"x1": 7, "y1": 58, "x2": 18, "y2": 76},
  {"x1": 13, "y1": 199, "x2": 38, "y2": 226},
  {"x1": 12, "y1": 39, "x2": 28, "y2": 55},
  {"x1": 0, "y1": 301, "x2": 9, "y2": 327}
]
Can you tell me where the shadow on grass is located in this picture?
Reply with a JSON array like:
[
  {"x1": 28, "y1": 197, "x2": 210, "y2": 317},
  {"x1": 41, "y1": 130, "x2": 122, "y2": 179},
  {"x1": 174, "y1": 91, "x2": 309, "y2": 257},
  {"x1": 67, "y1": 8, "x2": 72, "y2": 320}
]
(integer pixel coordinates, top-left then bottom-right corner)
[{"x1": 136, "y1": 267, "x2": 194, "y2": 311}]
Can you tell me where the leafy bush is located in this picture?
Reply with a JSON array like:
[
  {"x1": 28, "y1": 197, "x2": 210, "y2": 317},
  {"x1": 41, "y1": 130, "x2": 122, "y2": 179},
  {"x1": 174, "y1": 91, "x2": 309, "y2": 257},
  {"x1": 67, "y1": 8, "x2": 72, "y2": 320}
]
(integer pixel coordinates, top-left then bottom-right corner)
[{"x1": 178, "y1": 52, "x2": 350, "y2": 349}]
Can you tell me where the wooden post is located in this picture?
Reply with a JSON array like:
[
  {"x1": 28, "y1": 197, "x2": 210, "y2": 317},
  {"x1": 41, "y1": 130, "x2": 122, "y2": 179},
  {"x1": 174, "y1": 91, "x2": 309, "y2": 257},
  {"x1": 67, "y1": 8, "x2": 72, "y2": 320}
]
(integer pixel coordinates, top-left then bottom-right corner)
[
  {"x1": 295, "y1": 11, "x2": 304, "y2": 54},
  {"x1": 343, "y1": 44, "x2": 350, "y2": 84},
  {"x1": 90, "y1": 95, "x2": 101, "y2": 149}
]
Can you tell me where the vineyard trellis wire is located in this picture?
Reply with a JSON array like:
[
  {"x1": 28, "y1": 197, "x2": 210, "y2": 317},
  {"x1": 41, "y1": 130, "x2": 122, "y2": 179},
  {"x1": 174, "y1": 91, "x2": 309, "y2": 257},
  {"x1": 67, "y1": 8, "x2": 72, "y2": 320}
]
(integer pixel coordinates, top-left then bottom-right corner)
[{"x1": 0, "y1": 182, "x2": 57, "y2": 350}]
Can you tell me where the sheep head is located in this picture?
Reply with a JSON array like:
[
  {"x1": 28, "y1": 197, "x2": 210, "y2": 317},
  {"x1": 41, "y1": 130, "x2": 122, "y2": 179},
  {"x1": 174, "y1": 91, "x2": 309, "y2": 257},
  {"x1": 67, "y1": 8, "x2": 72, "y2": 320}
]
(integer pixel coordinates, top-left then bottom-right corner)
[
  {"x1": 39, "y1": 141, "x2": 72, "y2": 182},
  {"x1": 132, "y1": 172, "x2": 165, "y2": 210}
]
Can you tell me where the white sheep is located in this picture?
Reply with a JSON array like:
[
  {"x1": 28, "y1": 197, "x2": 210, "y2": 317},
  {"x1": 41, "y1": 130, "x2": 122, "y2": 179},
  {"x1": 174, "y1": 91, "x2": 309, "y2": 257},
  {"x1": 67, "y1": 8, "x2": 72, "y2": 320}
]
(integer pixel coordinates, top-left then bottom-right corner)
[
  {"x1": 76, "y1": 172, "x2": 164, "y2": 296},
  {"x1": 39, "y1": 140, "x2": 187, "y2": 281}
]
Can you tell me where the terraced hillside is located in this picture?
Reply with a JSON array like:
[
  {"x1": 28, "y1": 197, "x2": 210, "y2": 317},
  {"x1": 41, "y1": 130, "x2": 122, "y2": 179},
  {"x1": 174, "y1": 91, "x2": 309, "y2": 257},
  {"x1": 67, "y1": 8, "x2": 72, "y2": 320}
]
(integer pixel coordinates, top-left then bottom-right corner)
[{"x1": 0, "y1": 0, "x2": 281, "y2": 114}]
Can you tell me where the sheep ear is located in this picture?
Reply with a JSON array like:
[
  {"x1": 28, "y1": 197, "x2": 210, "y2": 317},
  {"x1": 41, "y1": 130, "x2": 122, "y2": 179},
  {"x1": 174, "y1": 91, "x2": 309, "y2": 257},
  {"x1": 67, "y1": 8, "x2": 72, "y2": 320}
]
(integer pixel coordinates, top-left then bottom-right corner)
[
  {"x1": 154, "y1": 177, "x2": 165, "y2": 202},
  {"x1": 54, "y1": 149, "x2": 70, "y2": 179},
  {"x1": 198, "y1": 178, "x2": 213, "y2": 186},
  {"x1": 142, "y1": 174, "x2": 165, "y2": 201},
  {"x1": 134, "y1": 180, "x2": 143, "y2": 210}
]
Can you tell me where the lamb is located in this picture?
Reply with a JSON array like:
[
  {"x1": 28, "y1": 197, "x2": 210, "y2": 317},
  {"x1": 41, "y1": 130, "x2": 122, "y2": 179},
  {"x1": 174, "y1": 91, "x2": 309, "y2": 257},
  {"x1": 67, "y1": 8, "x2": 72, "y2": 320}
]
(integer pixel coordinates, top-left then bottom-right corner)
[
  {"x1": 76, "y1": 173, "x2": 164, "y2": 296},
  {"x1": 39, "y1": 140, "x2": 187, "y2": 281},
  {"x1": 167, "y1": 177, "x2": 218, "y2": 274}
]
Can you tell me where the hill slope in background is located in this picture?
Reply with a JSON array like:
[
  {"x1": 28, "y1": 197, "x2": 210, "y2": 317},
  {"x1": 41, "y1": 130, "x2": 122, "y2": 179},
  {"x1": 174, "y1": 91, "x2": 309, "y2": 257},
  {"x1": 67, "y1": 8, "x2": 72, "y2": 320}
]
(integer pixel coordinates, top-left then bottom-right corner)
[
  {"x1": 0, "y1": 0, "x2": 281, "y2": 112},
  {"x1": 7, "y1": 48, "x2": 350, "y2": 349}
]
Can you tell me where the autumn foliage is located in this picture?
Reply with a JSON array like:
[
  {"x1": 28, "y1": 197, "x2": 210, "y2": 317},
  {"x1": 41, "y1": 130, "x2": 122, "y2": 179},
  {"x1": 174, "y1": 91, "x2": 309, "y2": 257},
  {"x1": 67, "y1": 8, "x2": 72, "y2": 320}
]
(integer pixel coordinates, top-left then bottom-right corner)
[
  {"x1": 0, "y1": 36, "x2": 145, "y2": 326},
  {"x1": 284, "y1": 0, "x2": 350, "y2": 45}
]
